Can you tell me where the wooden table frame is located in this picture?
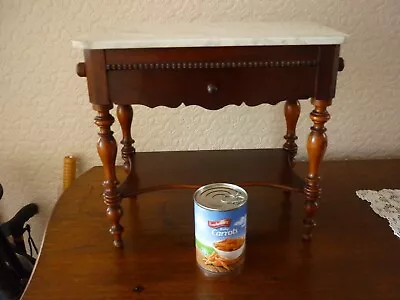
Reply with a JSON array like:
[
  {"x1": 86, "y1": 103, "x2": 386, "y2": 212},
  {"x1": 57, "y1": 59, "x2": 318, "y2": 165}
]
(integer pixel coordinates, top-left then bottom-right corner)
[{"x1": 76, "y1": 44, "x2": 344, "y2": 247}]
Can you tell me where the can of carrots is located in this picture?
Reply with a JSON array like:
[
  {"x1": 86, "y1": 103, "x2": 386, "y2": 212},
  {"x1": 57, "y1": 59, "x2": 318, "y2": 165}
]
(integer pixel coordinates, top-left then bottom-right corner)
[{"x1": 194, "y1": 183, "x2": 247, "y2": 274}]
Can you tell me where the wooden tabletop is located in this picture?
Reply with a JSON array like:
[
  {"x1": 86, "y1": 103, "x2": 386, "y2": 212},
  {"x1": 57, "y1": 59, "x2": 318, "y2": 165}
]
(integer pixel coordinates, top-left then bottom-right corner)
[{"x1": 23, "y1": 151, "x2": 400, "y2": 299}]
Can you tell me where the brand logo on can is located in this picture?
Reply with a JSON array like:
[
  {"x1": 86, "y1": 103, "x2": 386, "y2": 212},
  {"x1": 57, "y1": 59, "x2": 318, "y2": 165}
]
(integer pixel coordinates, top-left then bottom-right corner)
[{"x1": 208, "y1": 218, "x2": 231, "y2": 228}]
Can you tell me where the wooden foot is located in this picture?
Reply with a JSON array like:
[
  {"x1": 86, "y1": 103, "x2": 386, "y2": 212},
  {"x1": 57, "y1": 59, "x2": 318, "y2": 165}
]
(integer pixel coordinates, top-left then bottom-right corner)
[
  {"x1": 94, "y1": 104, "x2": 124, "y2": 248},
  {"x1": 283, "y1": 100, "x2": 300, "y2": 167},
  {"x1": 116, "y1": 105, "x2": 135, "y2": 173},
  {"x1": 303, "y1": 99, "x2": 330, "y2": 241}
]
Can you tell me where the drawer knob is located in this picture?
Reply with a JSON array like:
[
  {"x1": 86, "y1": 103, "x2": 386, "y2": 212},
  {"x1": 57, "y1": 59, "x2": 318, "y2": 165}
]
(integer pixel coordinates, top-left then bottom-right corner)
[
  {"x1": 76, "y1": 62, "x2": 86, "y2": 77},
  {"x1": 338, "y1": 57, "x2": 345, "y2": 72},
  {"x1": 207, "y1": 84, "x2": 218, "y2": 94}
]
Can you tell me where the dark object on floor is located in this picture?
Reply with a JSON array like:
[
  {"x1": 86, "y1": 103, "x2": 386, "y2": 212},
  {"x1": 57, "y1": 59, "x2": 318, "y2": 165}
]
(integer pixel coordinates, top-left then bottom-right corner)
[{"x1": 0, "y1": 183, "x2": 39, "y2": 300}]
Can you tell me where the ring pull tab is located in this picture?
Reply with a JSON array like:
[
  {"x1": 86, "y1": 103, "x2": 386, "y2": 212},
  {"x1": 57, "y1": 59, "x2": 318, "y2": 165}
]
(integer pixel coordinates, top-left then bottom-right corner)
[{"x1": 220, "y1": 192, "x2": 245, "y2": 205}]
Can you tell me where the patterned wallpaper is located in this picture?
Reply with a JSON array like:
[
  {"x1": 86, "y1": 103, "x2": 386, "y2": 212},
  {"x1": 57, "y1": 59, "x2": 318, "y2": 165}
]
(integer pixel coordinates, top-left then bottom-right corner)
[{"x1": 0, "y1": 0, "x2": 399, "y2": 245}]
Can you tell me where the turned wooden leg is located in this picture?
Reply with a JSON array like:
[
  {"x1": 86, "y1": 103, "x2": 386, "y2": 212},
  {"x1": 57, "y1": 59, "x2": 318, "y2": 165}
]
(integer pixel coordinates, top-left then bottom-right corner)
[
  {"x1": 303, "y1": 99, "x2": 330, "y2": 241},
  {"x1": 283, "y1": 100, "x2": 300, "y2": 167},
  {"x1": 94, "y1": 104, "x2": 124, "y2": 248},
  {"x1": 116, "y1": 105, "x2": 135, "y2": 173}
]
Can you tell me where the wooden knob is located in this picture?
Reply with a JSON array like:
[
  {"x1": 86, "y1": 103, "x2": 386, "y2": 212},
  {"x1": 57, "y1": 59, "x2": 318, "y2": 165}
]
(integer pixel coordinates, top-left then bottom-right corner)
[
  {"x1": 76, "y1": 62, "x2": 86, "y2": 77},
  {"x1": 338, "y1": 57, "x2": 345, "y2": 72},
  {"x1": 207, "y1": 84, "x2": 218, "y2": 94}
]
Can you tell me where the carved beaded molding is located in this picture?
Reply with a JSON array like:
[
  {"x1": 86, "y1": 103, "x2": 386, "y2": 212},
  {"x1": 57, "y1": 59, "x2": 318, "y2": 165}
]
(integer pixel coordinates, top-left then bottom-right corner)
[{"x1": 106, "y1": 60, "x2": 318, "y2": 71}]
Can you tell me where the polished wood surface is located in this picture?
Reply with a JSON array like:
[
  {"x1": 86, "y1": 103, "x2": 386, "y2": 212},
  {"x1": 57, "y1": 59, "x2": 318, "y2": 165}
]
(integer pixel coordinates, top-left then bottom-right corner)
[
  {"x1": 23, "y1": 155, "x2": 400, "y2": 299},
  {"x1": 95, "y1": 45, "x2": 338, "y2": 108},
  {"x1": 117, "y1": 149, "x2": 304, "y2": 198},
  {"x1": 107, "y1": 62, "x2": 316, "y2": 108}
]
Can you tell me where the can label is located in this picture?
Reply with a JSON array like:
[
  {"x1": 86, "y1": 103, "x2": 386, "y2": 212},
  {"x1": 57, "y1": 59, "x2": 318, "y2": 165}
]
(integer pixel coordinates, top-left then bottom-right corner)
[{"x1": 195, "y1": 202, "x2": 246, "y2": 273}]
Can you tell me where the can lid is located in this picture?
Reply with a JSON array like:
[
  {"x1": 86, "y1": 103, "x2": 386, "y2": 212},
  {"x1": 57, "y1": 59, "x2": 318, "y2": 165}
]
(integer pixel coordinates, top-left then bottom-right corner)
[{"x1": 194, "y1": 183, "x2": 247, "y2": 211}]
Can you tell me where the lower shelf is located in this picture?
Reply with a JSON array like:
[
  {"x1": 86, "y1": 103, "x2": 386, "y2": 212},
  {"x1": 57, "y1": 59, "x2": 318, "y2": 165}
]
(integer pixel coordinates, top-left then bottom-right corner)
[{"x1": 118, "y1": 149, "x2": 305, "y2": 198}]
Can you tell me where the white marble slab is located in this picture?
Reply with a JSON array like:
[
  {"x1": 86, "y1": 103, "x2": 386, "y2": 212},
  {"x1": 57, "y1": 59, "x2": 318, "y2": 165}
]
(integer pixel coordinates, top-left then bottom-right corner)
[{"x1": 72, "y1": 22, "x2": 347, "y2": 50}]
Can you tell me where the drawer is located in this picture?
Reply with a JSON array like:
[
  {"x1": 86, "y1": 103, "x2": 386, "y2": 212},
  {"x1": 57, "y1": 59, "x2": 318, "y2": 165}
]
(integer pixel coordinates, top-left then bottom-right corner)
[
  {"x1": 107, "y1": 66, "x2": 317, "y2": 109},
  {"x1": 105, "y1": 46, "x2": 319, "y2": 109}
]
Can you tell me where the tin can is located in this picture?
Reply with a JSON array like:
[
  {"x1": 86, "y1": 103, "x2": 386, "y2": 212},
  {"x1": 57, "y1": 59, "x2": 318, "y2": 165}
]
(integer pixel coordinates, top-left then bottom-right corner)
[{"x1": 194, "y1": 183, "x2": 247, "y2": 274}]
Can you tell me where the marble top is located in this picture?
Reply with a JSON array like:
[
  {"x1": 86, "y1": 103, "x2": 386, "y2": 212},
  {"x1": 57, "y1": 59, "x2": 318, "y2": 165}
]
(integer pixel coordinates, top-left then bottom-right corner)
[{"x1": 72, "y1": 22, "x2": 347, "y2": 50}]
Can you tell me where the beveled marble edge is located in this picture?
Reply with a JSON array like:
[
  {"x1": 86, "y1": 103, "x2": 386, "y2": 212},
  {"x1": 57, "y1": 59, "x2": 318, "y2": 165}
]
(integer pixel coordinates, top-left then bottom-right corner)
[{"x1": 72, "y1": 22, "x2": 348, "y2": 49}]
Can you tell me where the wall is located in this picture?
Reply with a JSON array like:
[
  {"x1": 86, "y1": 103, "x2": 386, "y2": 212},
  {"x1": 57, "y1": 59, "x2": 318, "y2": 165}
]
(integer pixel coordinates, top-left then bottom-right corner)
[{"x1": 0, "y1": 0, "x2": 399, "y2": 246}]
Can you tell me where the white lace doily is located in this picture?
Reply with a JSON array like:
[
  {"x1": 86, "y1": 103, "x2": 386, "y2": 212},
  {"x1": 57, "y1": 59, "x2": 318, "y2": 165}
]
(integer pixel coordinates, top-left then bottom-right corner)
[{"x1": 356, "y1": 189, "x2": 400, "y2": 238}]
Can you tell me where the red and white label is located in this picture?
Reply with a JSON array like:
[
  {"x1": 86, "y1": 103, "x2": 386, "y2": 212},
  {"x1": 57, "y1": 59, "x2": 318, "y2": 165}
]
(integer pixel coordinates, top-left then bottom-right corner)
[{"x1": 208, "y1": 218, "x2": 231, "y2": 228}]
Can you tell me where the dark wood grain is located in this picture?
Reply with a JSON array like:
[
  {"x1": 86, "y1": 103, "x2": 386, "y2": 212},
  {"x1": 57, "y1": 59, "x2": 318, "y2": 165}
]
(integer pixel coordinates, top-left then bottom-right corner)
[
  {"x1": 107, "y1": 66, "x2": 316, "y2": 109},
  {"x1": 83, "y1": 50, "x2": 109, "y2": 105},
  {"x1": 314, "y1": 45, "x2": 341, "y2": 100},
  {"x1": 23, "y1": 157, "x2": 400, "y2": 299},
  {"x1": 102, "y1": 46, "x2": 320, "y2": 108},
  {"x1": 105, "y1": 46, "x2": 319, "y2": 64}
]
